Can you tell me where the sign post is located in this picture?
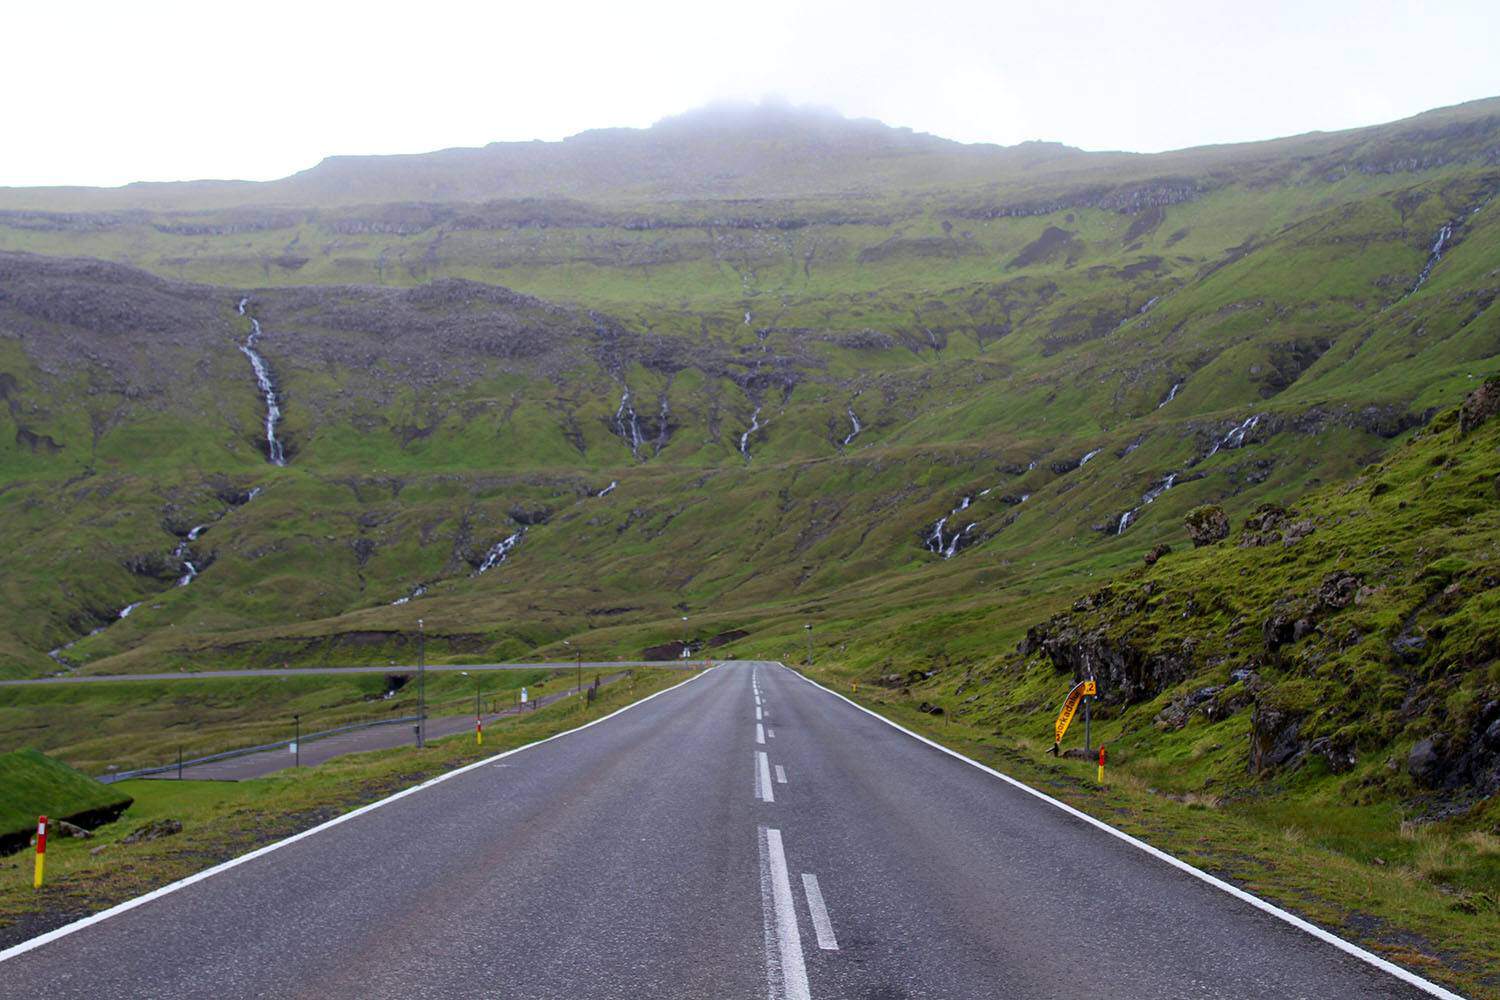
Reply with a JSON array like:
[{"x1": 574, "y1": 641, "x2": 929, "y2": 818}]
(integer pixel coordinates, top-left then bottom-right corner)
[
  {"x1": 1051, "y1": 678, "x2": 1097, "y2": 755},
  {"x1": 33, "y1": 816, "x2": 46, "y2": 889}
]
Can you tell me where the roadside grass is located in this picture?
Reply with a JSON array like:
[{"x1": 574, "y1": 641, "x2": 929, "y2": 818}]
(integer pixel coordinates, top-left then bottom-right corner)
[
  {"x1": 0, "y1": 668, "x2": 564, "y2": 775},
  {"x1": 0, "y1": 666, "x2": 688, "y2": 949},
  {"x1": 808, "y1": 675, "x2": 1500, "y2": 1000}
]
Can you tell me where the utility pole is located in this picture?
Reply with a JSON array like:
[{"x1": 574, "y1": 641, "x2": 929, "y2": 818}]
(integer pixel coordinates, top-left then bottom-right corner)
[
  {"x1": 417, "y1": 619, "x2": 426, "y2": 749},
  {"x1": 804, "y1": 623, "x2": 814, "y2": 666}
]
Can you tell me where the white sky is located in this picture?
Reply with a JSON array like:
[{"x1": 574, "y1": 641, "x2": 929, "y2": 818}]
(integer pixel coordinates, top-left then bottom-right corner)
[{"x1": 4, "y1": 0, "x2": 1498, "y2": 187}]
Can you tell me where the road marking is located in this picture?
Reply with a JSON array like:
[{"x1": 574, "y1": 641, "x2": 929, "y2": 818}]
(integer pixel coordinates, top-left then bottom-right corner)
[
  {"x1": 756, "y1": 706, "x2": 763, "y2": 720},
  {"x1": 0, "y1": 666, "x2": 722, "y2": 966},
  {"x1": 757, "y1": 751, "x2": 775, "y2": 803},
  {"x1": 775, "y1": 764, "x2": 787, "y2": 784},
  {"x1": 801, "y1": 874, "x2": 839, "y2": 951},
  {"x1": 756, "y1": 723, "x2": 766, "y2": 744},
  {"x1": 760, "y1": 827, "x2": 810, "y2": 1000},
  {"x1": 781, "y1": 665, "x2": 1466, "y2": 1000},
  {"x1": 768, "y1": 728, "x2": 775, "y2": 738}
]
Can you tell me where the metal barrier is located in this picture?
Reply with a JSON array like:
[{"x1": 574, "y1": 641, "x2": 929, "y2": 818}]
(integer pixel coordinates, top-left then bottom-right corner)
[{"x1": 96, "y1": 714, "x2": 421, "y2": 783}]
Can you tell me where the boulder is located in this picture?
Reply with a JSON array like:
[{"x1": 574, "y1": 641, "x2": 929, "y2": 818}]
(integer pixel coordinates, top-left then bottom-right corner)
[
  {"x1": 1407, "y1": 738, "x2": 1443, "y2": 785},
  {"x1": 55, "y1": 820, "x2": 92, "y2": 839},
  {"x1": 1143, "y1": 542, "x2": 1171, "y2": 566},
  {"x1": 1185, "y1": 505, "x2": 1230, "y2": 547},
  {"x1": 1249, "y1": 703, "x2": 1306, "y2": 773}
]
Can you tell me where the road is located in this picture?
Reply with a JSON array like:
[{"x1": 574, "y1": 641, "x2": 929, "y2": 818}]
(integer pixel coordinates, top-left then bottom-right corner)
[
  {"x1": 0, "y1": 662, "x2": 1450, "y2": 999},
  {"x1": 139, "y1": 674, "x2": 628, "y2": 781},
  {"x1": 0, "y1": 660, "x2": 693, "y2": 687}
]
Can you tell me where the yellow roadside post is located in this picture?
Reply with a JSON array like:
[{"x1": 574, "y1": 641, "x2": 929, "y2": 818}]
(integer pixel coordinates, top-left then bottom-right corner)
[
  {"x1": 33, "y1": 816, "x2": 47, "y2": 889},
  {"x1": 1098, "y1": 745, "x2": 1107, "y2": 784}
]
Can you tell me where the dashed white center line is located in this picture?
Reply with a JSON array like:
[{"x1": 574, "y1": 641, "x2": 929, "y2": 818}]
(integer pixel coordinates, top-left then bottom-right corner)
[
  {"x1": 756, "y1": 723, "x2": 766, "y2": 744},
  {"x1": 757, "y1": 751, "x2": 775, "y2": 803},
  {"x1": 760, "y1": 827, "x2": 811, "y2": 1000},
  {"x1": 801, "y1": 874, "x2": 840, "y2": 951},
  {"x1": 775, "y1": 764, "x2": 787, "y2": 784},
  {"x1": 756, "y1": 706, "x2": 763, "y2": 720}
]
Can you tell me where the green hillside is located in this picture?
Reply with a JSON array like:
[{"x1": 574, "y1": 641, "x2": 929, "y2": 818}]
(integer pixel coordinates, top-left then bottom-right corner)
[
  {"x1": 0, "y1": 99, "x2": 1494, "y2": 794},
  {"x1": 0, "y1": 749, "x2": 132, "y2": 851}
]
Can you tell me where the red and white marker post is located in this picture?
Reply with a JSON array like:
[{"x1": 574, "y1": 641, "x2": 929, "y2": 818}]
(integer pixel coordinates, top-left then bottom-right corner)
[
  {"x1": 33, "y1": 815, "x2": 47, "y2": 889},
  {"x1": 475, "y1": 717, "x2": 483, "y2": 746},
  {"x1": 1097, "y1": 745, "x2": 1107, "y2": 784}
]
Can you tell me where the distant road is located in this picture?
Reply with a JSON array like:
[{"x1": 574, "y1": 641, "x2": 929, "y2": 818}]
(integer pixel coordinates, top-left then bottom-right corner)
[
  {"x1": 143, "y1": 672, "x2": 630, "y2": 781},
  {"x1": 0, "y1": 660, "x2": 697, "y2": 687},
  {"x1": 0, "y1": 661, "x2": 1451, "y2": 998}
]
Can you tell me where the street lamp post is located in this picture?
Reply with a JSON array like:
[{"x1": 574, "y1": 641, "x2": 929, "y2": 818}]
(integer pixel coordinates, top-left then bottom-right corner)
[
  {"x1": 417, "y1": 618, "x2": 426, "y2": 749},
  {"x1": 805, "y1": 623, "x2": 814, "y2": 666}
]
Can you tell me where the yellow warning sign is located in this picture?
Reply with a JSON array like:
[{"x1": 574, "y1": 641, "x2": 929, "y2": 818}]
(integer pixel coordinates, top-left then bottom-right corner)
[{"x1": 1053, "y1": 679, "x2": 1095, "y2": 745}]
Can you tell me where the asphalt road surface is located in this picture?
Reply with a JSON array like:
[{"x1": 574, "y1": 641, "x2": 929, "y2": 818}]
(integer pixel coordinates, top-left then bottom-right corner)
[{"x1": 0, "y1": 662, "x2": 1450, "y2": 999}]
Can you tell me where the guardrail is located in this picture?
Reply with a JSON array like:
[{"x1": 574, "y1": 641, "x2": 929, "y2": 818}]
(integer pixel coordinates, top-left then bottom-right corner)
[{"x1": 96, "y1": 714, "x2": 422, "y2": 783}]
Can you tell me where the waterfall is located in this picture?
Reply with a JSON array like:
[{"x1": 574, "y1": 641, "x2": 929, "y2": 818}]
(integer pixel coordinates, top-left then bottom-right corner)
[
  {"x1": 391, "y1": 584, "x2": 427, "y2": 606},
  {"x1": 842, "y1": 407, "x2": 862, "y2": 447},
  {"x1": 173, "y1": 539, "x2": 198, "y2": 587},
  {"x1": 1117, "y1": 472, "x2": 1179, "y2": 535},
  {"x1": 1203, "y1": 414, "x2": 1262, "y2": 461},
  {"x1": 1409, "y1": 222, "x2": 1455, "y2": 294},
  {"x1": 614, "y1": 386, "x2": 643, "y2": 458},
  {"x1": 1158, "y1": 382, "x2": 1182, "y2": 408},
  {"x1": 476, "y1": 529, "x2": 525, "y2": 574},
  {"x1": 118, "y1": 602, "x2": 144, "y2": 619},
  {"x1": 597, "y1": 481, "x2": 618, "y2": 497},
  {"x1": 926, "y1": 516, "x2": 949, "y2": 554},
  {"x1": 237, "y1": 299, "x2": 286, "y2": 466},
  {"x1": 925, "y1": 497, "x2": 975, "y2": 558},
  {"x1": 655, "y1": 393, "x2": 671, "y2": 456},
  {"x1": 744, "y1": 311, "x2": 752, "y2": 326},
  {"x1": 1080, "y1": 448, "x2": 1102, "y2": 466},
  {"x1": 739, "y1": 405, "x2": 763, "y2": 459}
]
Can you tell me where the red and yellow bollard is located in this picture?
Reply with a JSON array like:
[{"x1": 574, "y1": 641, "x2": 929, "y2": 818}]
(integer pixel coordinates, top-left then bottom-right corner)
[
  {"x1": 1097, "y1": 745, "x2": 1107, "y2": 784},
  {"x1": 33, "y1": 815, "x2": 47, "y2": 889},
  {"x1": 476, "y1": 718, "x2": 484, "y2": 746}
]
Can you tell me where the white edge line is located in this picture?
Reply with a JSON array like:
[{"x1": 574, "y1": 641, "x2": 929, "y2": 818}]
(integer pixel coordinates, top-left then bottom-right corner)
[
  {"x1": 800, "y1": 873, "x2": 839, "y2": 951},
  {"x1": 0, "y1": 666, "x2": 717, "y2": 965},
  {"x1": 780, "y1": 664, "x2": 1468, "y2": 1000}
]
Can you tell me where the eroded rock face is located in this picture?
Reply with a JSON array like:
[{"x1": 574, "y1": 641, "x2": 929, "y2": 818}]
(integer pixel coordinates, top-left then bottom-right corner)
[
  {"x1": 1249, "y1": 703, "x2": 1306, "y2": 773},
  {"x1": 1405, "y1": 700, "x2": 1500, "y2": 796},
  {"x1": 1143, "y1": 542, "x2": 1172, "y2": 566},
  {"x1": 1459, "y1": 377, "x2": 1500, "y2": 434},
  {"x1": 1022, "y1": 615, "x2": 1192, "y2": 705},
  {"x1": 1185, "y1": 505, "x2": 1230, "y2": 547}
]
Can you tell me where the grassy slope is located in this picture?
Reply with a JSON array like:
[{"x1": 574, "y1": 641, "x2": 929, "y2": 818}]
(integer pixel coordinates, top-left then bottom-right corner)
[
  {"x1": 0, "y1": 750, "x2": 132, "y2": 841},
  {"x1": 805, "y1": 387, "x2": 1500, "y2": 996}
]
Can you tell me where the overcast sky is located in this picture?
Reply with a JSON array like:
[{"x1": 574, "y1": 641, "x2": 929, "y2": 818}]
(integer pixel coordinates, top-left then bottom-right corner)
[{"x1": 5, "y1": 0, "x2": 1498, "y2": 188}]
